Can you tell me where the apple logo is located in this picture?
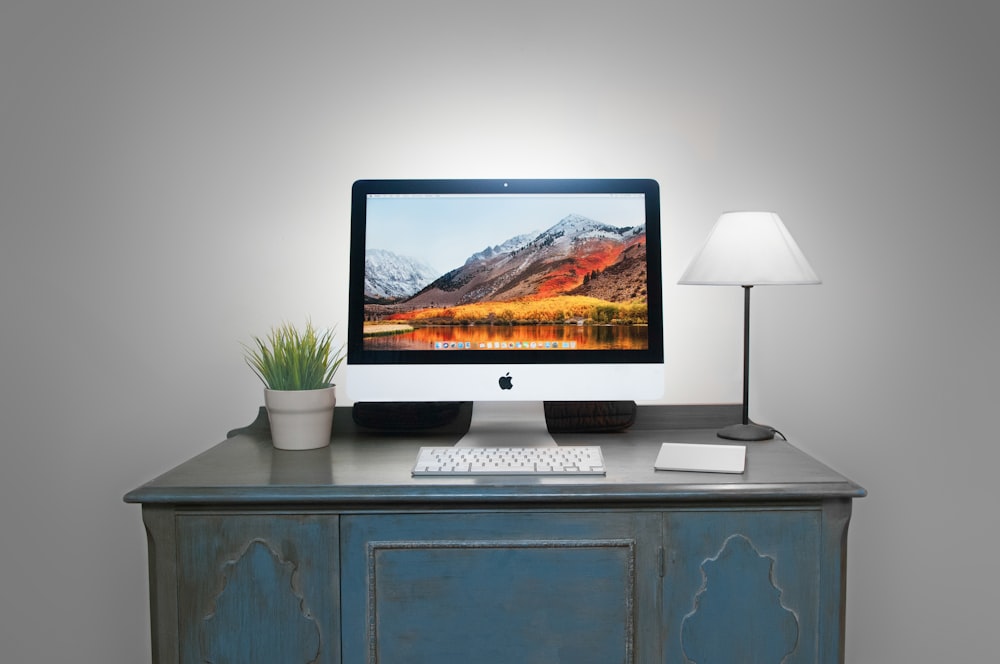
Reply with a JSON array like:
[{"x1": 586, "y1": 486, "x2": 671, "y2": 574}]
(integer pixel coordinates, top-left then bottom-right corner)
[{"x1": 498, "y1": 372, "x2": 513, "y2": 390}]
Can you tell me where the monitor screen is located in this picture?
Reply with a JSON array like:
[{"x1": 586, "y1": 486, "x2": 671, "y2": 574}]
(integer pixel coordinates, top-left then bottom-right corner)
[{"x1": 346, "y1": 178, "x2": 664, "y2": 410}]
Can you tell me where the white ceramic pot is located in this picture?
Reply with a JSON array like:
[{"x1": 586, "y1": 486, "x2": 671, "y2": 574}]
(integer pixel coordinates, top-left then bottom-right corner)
[{"x1": 264, "y1": 386, "x2": 336, "y2": 450}]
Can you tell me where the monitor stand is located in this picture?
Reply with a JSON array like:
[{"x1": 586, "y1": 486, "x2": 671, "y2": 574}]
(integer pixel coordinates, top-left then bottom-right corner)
[{"x1": 453, "y1": 401, "x2": 558, "y2": 448}]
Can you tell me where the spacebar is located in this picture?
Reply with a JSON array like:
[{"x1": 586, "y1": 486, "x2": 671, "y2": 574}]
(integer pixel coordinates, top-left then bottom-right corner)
[{"x1": 470, "y1": 465, "x2": 538, "y2": 473}]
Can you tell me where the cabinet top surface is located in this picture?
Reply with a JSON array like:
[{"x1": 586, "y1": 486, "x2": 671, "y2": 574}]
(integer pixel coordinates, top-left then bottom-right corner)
[{"x1": 124, "y1": 405, "x2": 866, "y2": 506}]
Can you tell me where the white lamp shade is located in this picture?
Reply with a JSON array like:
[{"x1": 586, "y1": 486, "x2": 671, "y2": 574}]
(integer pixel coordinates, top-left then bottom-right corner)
[{"x1": 678, "y1": 211, "x2": 821, "y2": 286}]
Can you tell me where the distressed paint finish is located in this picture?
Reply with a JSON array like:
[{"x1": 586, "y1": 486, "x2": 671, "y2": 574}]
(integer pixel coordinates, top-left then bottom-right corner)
[
  {"x1": 201, "y1": 540, "x2": 321, "y2": 663},
  {"x1": 662, "y1": 509, "x2": 824, "y2": 664},
  {"x1": 681, "y1": 535, "x2": 798, "y2": 663},
  {"x1": 340, "y1": 512, "x2": 661, "y2": 664},
  {"x1": 175, "y1": 514, "x2": 340, "y2": 664},
  {"x1": 126, "y1": 405, "x2": 864, "y2": 663},
  {"x1": 369, "y1": 540, "x2": 634, "y2": 663}
]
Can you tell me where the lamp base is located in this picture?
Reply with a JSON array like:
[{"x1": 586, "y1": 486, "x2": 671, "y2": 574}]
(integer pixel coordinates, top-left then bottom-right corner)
[{"x1": 717, "y1": 422, "x2": 775, "y2": 442}]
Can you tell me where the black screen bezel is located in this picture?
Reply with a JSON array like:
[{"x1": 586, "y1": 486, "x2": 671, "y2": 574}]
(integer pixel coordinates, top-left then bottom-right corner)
[{"x1": 347, "y1": 178, "x2": 664, "y2": 366}]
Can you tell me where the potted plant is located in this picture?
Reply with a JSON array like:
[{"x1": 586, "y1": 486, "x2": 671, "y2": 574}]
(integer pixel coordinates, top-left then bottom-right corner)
[{"x1": 244, "y1": 321, "x2": 345, "y2": 450}]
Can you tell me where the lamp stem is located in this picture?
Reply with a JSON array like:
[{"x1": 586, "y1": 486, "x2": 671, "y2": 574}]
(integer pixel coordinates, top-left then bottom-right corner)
[
  {"x1": 741, "y1": 285, "x2": 752, "y2": 426},
  {"x1": 716, "y1": 284, "x2": 775, "y2": 441}
]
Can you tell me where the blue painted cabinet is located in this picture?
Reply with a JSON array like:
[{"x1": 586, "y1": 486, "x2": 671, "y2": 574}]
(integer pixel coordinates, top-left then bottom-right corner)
[
  {"x1": 125, "y1": 407, "x2": 864, "y2": 663},
  {"x1": 153, "y1": 505, "x2": 851, "y2": 664},
  {"x1": 174, "y1": 514, "x2": 341, "y2": 664},
  {"x1": 339, "y1": 504, "x2": 853, "y2": 664},
  {"x1": 340, "y1": 512, "x2": 661, "y2": 663},
  {"x1": 661, "y1": 503, "x2": 852, "y2": 664}
]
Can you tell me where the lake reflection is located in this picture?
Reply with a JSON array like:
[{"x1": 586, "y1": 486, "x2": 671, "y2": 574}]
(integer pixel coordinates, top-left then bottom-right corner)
[{"x1": 364, "y1": 324, "x2": 648, "y2": 351}]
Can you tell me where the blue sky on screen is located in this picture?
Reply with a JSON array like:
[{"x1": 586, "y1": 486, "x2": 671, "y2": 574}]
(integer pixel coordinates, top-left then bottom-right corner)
[{"x1": 366, "y1": 193, "x2": 646, "y2": 274}]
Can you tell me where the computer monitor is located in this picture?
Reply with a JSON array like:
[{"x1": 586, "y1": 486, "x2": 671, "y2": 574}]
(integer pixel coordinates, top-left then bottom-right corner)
[{"x1": 346, "y1": 178, "x2": 664, "y2": 446}]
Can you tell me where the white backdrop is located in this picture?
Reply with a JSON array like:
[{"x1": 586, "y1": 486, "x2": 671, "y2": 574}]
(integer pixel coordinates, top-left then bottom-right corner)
[{"x1": 2, "y1": 1, "x2": 998, "y2": 661}]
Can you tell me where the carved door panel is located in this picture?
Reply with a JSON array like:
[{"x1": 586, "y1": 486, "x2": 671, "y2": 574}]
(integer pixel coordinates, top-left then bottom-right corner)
[
  {"x1": 662, "y1": 508, "x2": 823, "y2": 664},
  {"x1": 340, "y1": 511, "x2": 661, "y2": 664},
  {"x1": 176, "y1": 514, "x2": 340, "y2": 664}
]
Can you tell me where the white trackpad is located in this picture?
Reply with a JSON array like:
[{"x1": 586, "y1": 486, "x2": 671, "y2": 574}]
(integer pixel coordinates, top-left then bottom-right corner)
[{"x1": 654, "y1": 442, "x2": 746, "y2": 474}]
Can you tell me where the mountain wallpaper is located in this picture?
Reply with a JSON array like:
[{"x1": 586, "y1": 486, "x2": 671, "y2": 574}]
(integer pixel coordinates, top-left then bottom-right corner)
[{"x1": 364, "y1": 214, "x2": 648, "y2": 328}]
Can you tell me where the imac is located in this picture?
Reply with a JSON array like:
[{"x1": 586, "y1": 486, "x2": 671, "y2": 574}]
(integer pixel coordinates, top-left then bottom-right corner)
[{"x1": 346, "y1": 178, "x2": 664, "y2": 447}]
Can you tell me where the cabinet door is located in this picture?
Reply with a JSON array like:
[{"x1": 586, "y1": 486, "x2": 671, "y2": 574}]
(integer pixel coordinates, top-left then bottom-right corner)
[
  {"x1": 176, "y1": 513, "x2": 340, "y2": 664},
  {"x1": 341, "y1": 511, "x2": 661, "y2": 664},
  {"x1": 662, "y1": 508, "x2": 825, "y2": 664}
]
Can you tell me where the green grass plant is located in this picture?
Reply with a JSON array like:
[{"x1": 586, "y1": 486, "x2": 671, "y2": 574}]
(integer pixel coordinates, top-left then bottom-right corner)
[{"x1": 244, "y1": 321, "x2": 345, "y2": 391}]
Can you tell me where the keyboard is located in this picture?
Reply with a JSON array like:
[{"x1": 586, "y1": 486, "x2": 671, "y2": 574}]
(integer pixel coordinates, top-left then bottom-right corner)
[{"x1": 412, "y1": 446, "x2": 606, "y2": 476}]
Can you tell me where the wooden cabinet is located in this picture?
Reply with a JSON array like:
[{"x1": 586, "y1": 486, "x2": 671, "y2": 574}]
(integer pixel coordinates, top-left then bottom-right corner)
[
  {"x1": 126, "y1": 406, "x2": 864, "y2": 663},
  {"x1": 660, "y1": 503, "x2": 852, "y2": 664},
  {"x1": 341, "y1": 511, "x2": 661, "y2": 663},
  {"x1": 174, "y1": 514, "x2": 340, "y2": 664}
]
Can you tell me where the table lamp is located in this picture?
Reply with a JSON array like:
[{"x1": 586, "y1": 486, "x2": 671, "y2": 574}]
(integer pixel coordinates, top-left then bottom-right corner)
[{"x1": 679, "y1": 211, "x2": 820, "y2": 441}]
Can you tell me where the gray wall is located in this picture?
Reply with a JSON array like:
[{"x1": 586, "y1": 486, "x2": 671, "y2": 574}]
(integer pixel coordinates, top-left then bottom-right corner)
[{"x1": 2, "y1": 1, "x2": 998, "y2": 661}]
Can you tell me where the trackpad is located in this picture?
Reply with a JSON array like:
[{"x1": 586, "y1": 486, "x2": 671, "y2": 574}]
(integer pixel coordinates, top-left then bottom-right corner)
[{"x1": 654, "y1": 442, "x2": 746, "y2": 474}]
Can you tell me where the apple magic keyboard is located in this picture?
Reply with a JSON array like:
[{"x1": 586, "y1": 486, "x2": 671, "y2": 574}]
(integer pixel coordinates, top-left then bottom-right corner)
[{"x1": 412, "y1": 446, "x2": 606, "y2": 476}]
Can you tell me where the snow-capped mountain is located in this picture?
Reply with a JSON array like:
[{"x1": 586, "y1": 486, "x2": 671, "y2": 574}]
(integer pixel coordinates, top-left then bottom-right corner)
[
  {"x1": 364, "y1": 249, "x2": 439, "y2": 300},
  {"x1": 403, "y1": 214, "x2": 646, "y2": 307},
  {"x1": 464, "y1": 232, "x2": 537, "y2": 265},
  {"x1": 533, "y1": 214, "x2": 637, "y2": 246}
]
